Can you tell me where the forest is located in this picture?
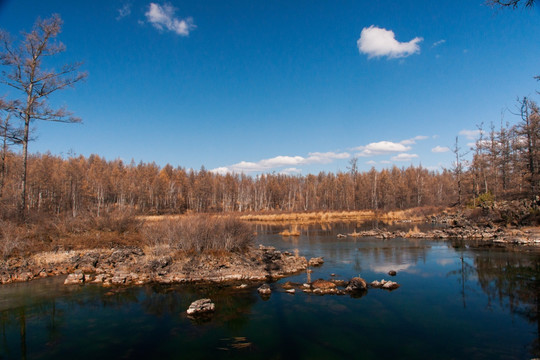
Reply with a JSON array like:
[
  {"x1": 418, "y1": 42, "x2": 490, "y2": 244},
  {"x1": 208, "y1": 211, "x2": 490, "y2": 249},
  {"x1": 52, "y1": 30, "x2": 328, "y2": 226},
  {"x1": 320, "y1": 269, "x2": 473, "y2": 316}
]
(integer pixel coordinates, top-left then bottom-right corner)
[{"x1": 0, "y1": 96, "x2": 539, "y2": 220}]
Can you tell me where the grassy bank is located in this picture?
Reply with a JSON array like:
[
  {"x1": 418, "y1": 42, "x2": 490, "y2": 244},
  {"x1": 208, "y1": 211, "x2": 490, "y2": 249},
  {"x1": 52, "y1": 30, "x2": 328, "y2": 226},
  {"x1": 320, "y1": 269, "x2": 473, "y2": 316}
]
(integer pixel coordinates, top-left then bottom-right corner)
[
  {"x1": 0, "y1": 211, "x2": 254, "y2": 259},
  {"x1": 239, "y1": 207, "x2": 441, "y2": 224}
]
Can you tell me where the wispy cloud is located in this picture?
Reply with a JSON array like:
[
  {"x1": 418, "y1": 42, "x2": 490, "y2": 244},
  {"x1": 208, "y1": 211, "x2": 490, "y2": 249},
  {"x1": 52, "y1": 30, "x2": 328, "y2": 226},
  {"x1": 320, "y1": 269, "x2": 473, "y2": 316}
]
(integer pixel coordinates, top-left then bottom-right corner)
[
  {"x1": 357, "y1": 25, "x2": 423, "y2": 59},
  {"x1": 145, "y1": 3, "x2": 195, "y2": 36},
  {"x1": 432, "y1": 39, "x2": 446, "y2": 47},
  {"x1": 280, "y1": 168, "x2": 302, "y2": 175},
  {"x1": 391, "y1": 153, "x2": 419, "y2": 162},
  {"x1": 117, "y1": 3, "x2": 132, "y2": 20},
  {"x1": 432, "y1": 145, "x2": 450, "y2": 153},
  {"x1": 401, "y1": 135, "x2": 428, "y2": 145},
  {"x1": 459, "y1": 129, "x2": 482, "y2": 140},
  {"x1": 212, "y1": 152, "x2": 350, "y2": 174}
]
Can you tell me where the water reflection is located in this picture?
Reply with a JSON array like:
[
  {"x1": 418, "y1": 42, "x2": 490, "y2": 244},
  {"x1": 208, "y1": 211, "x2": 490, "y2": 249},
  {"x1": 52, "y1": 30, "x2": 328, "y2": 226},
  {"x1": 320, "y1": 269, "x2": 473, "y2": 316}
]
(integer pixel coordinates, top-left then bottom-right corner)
[{"x1": 0, "y1": 225, "x2": 539, "y2": 359}]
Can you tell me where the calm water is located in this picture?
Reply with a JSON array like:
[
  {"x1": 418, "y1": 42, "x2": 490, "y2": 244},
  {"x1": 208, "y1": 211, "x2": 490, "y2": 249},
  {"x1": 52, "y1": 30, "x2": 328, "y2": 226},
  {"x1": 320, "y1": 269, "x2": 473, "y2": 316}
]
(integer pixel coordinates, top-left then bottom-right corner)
[{"x1": 1, "y1": 222, "x2": 539, "y2": 359}]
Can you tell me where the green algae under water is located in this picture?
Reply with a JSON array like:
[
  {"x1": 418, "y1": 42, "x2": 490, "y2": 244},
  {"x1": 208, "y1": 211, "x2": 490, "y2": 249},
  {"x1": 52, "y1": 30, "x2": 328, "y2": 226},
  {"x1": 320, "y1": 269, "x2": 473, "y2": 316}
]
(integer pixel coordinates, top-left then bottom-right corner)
[{"x1": 1, "y1": 222, "x2": 539, "y2": 359}]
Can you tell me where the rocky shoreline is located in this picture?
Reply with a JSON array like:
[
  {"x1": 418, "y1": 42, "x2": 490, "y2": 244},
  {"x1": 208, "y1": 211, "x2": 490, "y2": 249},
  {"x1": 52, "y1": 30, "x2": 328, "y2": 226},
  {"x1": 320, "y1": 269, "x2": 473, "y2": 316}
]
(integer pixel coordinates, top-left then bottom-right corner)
[
  {"x1": 343, "y1": 226, "x2": 540, "y2": 246},
  {"x1": 342, "y1": 209, "x2": 540, "y2": 247},
  {"x1": 0, "y1": 245, "x2": 308, "y2": 286}
]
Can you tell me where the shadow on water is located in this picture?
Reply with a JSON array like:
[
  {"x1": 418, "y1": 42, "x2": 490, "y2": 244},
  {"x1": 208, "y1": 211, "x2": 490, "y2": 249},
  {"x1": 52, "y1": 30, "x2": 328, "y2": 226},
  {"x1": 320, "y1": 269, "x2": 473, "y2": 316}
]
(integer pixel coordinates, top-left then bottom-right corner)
[{"x1": 0, "y1": 223, "x2": 539, "y2": 359}]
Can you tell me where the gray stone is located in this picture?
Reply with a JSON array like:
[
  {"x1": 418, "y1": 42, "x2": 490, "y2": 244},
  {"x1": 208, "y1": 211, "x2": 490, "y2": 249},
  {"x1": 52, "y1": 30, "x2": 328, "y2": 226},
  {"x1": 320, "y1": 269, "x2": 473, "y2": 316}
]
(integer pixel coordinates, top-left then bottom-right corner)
[
  {"x1": 257, "y1": 283, "x2": 272, "y2": 295},
  {"x1": 187, "y1": 298, "x2": 215, "y2": 315}
]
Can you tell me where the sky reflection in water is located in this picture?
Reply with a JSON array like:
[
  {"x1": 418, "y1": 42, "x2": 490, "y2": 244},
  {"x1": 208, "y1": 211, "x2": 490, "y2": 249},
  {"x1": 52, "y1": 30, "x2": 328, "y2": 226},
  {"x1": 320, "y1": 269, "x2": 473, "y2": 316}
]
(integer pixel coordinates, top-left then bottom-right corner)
[{"x1": 1, "y1": 222, "x2": 539, "y2": 359}]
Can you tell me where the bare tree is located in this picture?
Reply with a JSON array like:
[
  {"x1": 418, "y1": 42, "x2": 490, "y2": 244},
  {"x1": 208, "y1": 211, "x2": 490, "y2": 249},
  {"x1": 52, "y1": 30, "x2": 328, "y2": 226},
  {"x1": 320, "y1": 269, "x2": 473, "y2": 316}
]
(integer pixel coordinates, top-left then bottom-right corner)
[
  {"x1": 452, "y1": 136, "x2": 469, "y2": 205},
  {"x1": 0, "y1": 14, "x2": 87, "y2": 218},
  {"x1": 517, "y1": 97, "x2": 540, "y2": 198},
  {"x1": 487, "y1": 0, "x2": 537, "y2": 8},
  {"x1": 0, "y1": 98, "x2": 21, "y2": 199}
]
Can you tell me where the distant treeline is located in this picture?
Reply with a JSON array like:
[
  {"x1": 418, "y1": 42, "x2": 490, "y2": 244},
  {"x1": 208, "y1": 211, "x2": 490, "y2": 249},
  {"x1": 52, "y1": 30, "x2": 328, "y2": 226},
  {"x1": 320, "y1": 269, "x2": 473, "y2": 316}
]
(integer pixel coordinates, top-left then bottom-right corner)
[
  {"x1": 0, "y1": 100, "x2": 538, "y2": 219},
  {"x1": 0, "y1": 152, "x2": 455, "y2": 217}
]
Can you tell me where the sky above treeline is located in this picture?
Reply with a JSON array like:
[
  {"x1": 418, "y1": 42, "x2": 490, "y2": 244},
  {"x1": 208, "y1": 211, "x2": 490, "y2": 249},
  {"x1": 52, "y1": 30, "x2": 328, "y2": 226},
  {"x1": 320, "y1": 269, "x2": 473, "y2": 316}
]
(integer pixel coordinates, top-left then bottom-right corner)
[{"x1": 0, "y1": 0, "x2": 539, "y2": 175}]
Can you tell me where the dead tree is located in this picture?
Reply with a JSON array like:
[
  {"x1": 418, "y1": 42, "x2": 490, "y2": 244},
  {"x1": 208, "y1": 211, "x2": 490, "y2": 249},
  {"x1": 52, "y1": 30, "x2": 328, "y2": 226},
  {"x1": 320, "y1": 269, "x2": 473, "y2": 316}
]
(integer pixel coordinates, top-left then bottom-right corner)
[{"x1": 0, "y1": 14, "x2": 86, "y2": 219}]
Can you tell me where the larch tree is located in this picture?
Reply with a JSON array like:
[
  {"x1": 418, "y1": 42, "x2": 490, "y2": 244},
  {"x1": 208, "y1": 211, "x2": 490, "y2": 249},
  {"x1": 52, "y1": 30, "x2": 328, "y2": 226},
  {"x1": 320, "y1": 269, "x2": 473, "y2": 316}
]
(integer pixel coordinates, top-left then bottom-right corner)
[
  {"x1": 0, "y1": 14, "x2": 87, "y2": 219},
  {"x1": 0, "y1": 98, "x2": 21, "y2": 198}
]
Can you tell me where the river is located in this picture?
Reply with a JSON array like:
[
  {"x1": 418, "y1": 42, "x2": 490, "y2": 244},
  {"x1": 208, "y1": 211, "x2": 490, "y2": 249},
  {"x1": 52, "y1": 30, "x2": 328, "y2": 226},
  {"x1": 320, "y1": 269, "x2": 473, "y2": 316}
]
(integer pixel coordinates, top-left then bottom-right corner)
[{"x1": 1, "y1": 222, "x2": 539, "y2": 359}]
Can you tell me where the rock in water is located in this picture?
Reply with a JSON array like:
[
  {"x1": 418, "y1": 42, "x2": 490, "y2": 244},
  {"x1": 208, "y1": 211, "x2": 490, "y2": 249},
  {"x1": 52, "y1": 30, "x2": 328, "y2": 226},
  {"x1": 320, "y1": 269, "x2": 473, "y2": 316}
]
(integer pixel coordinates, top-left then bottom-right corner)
[
  {"x1": 345, "y1": 277, "x2": 367, "y2": 292},
  {"x1": 382, "y1": 281, "x2": 400, "y2": 290},
  {"x1": 64, "y1": 272, "x2": 85, "y2": 285},
  {"x1": 312, "y1": 279, "x2": 338, "y2": 294},
  {"x1": 308, "y1": 257, "x2": 324, "y2": 267},
  {"x1": 187, "y1": 298, "x2": 215, "y2": 315},
  {"x1": 257, "y1": 283, "x2": 272, "y2": 295},
  {"x1": 388, "y1": 270, "x2": 397, "y2": 276}
]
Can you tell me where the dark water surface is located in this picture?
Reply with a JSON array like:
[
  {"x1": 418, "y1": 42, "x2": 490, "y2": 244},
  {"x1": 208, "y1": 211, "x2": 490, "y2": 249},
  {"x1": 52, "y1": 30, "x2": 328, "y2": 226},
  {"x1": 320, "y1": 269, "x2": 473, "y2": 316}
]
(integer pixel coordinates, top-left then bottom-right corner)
[{"x1": 1, "y1": 223, "x2": 539, "y2": 359}]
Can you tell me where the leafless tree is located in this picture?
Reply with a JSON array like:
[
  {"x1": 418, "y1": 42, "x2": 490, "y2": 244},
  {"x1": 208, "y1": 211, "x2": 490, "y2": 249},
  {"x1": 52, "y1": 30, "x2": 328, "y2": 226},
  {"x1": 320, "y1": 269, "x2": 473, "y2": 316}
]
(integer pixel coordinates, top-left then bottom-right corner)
[
  {"x1": 487, "y1": 0, "x2": 537, "y2": 8},
  {"x1": 0, "y1": 98, "x2": 21, "y2": 198},
  {"x1": 0, "y1": 14, "x2": 87, "y2": 218},
  {"x1": 452, "y1": 136, "x2": 470, "y2": 205}
]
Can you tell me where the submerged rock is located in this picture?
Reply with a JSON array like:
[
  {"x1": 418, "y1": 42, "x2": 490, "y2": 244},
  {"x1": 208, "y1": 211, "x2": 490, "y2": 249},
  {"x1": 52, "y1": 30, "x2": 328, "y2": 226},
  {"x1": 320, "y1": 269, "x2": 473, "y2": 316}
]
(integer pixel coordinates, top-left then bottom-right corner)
[
  {"x1": 312, "y1": 279, "x2": 338, "y2": 294},
  {"x1": 345, "y1": 277, "x2": 367, "y2": 293},
  {"x1": 257, "y1": 283, "x2": 272, "y2": 295},
  {"x1": 371, "y1": 279, "x2": 400, "y2": 290},
  {"x1": 382, "y1": 281, "x2": 400, "y2": 290},
  {"x1": 187, "y1": 298, "x2": 215, "y2": 315},
  {"x1": 308, "y1": 257, "x2": 324, "y2": 267}
]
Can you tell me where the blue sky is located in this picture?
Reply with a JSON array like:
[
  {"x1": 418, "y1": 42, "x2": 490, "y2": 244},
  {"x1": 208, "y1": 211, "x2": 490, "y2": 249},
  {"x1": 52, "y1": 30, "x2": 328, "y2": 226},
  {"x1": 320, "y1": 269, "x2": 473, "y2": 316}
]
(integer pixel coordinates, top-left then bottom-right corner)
[{"x1": 0, "y1": 0, "x2": 539, "y2": 174}]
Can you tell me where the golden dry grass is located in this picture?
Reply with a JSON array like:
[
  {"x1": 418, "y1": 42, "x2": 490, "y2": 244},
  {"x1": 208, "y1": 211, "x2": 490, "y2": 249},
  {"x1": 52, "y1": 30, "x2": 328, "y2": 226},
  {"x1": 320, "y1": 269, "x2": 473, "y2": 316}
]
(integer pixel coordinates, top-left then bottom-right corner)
[
  {"x1": 240, "y1": 209, "x2": 430, "y2": 224},
  {"x1": 279, "y1": 225, "x2": 301, "y2": 237},
  {"x1": 32, "y1": 250, "x2": 78, "y2": 266}
]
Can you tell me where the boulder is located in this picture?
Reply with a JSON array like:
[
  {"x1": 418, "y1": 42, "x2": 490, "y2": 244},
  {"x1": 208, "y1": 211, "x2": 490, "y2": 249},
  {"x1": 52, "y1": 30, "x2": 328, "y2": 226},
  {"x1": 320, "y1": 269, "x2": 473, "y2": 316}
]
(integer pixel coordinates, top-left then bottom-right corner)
[
  {"x1": 186, "y1": 298, "x2": 215, "y2": 315},
  {"x1": 388, "y1": 270, "x2": 397, "y2": 276},
  {"x1": 345, "y1": 277, "x2": 367, "y2": 292},
  {"x1": 382, "y1": 281, "x2": 400, "y2": 290},
  {"x1": 281, "y1": 281, "x2": 296, "y2": 290},
  {"x1": 64, "y1": 272, "x2": 85, "y2": 285},
  {"x1": 312, "y1": 279, "x2": 338, "y2": 294},
  {"x1": 257, "y1": 283, "x2": 272, "y2": 295},
  {"x1": 308, "y1": 257, "x2": 324, "y2": 267},
  {"x1": 371, "y1": 279, "x2": 400, "y2": 290}
]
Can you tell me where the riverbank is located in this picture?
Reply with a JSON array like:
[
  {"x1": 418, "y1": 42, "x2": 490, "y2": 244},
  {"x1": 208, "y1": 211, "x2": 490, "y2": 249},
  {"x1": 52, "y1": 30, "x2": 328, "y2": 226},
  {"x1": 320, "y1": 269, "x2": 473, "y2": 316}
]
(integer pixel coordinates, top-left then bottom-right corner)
[{"x1": 0, "y1": 245, "x2": 308, "y2": 286}]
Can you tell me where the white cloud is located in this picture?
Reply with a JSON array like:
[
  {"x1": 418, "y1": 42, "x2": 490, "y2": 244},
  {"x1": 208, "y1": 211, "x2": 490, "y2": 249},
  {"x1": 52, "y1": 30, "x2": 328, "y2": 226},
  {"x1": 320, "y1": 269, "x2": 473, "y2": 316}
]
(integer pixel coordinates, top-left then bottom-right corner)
[
  {"x1": 432, "y1": 39, "x2": 446, "y2": 47},
  {"x1": 391, "y1": 153, "x2": 419, "y2": 162},
  {"x1": 211, "y1": 151, "x2": 350, "y2": 174},
  {"x1": 280, "y1": 168, "x2": 302, "y2": 175},
  {"x1": 459, "y1": 129, "x2": 482, "y2": 140},
  {"x1": 355, "y1": 141, "x2": 411, "y2": 157},
  {"x1": 432, "y1": 145, "x2": 450, "y2": 153},
  {"x1": 117, "y1": 3, "x2": 131, "y2": 20},
  {"x1": 366, "y1": 160, "x2": 377, "y2": 165},
  {"x1": 400, "y1": 135, "x2": 428, "y2": 145},
  {"x1": 357, "y1": 25, "x2": 423, "y2": 59},
  {"x1": 380, "y1": 160, "x2": 392, "y2": 164},
  {"x1": 145, "y1": 3, "x2": 195, "y2": 36}
]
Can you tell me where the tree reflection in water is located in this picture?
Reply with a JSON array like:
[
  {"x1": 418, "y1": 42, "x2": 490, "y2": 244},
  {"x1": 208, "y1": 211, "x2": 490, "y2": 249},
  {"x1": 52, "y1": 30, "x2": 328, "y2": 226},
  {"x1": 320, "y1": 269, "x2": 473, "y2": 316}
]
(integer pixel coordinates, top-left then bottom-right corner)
[{"x1": 449, "y1": 240, "x2": 540, "y2": 357}]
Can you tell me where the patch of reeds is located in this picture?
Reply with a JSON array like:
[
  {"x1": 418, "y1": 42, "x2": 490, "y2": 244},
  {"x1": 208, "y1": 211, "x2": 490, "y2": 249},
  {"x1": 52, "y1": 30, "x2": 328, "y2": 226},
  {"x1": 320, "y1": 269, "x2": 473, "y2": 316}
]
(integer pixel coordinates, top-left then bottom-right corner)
[
  {"x1": 142, "y1": 214, "x2": 254, "y2": 253},
  {"x1": 279, "y1": 225, "x2": 301, "y2": 237}
]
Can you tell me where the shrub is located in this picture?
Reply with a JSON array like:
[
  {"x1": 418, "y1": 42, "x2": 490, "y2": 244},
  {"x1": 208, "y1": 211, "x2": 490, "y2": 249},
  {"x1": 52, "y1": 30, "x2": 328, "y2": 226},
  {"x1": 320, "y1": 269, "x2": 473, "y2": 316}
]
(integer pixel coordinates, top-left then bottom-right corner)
[
  {"x1": 0, "y1": 219, "x2": 24, "y2": 258},
  {"x1": 142, "y1": 214, "x2": 254, "y2": 253}
]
